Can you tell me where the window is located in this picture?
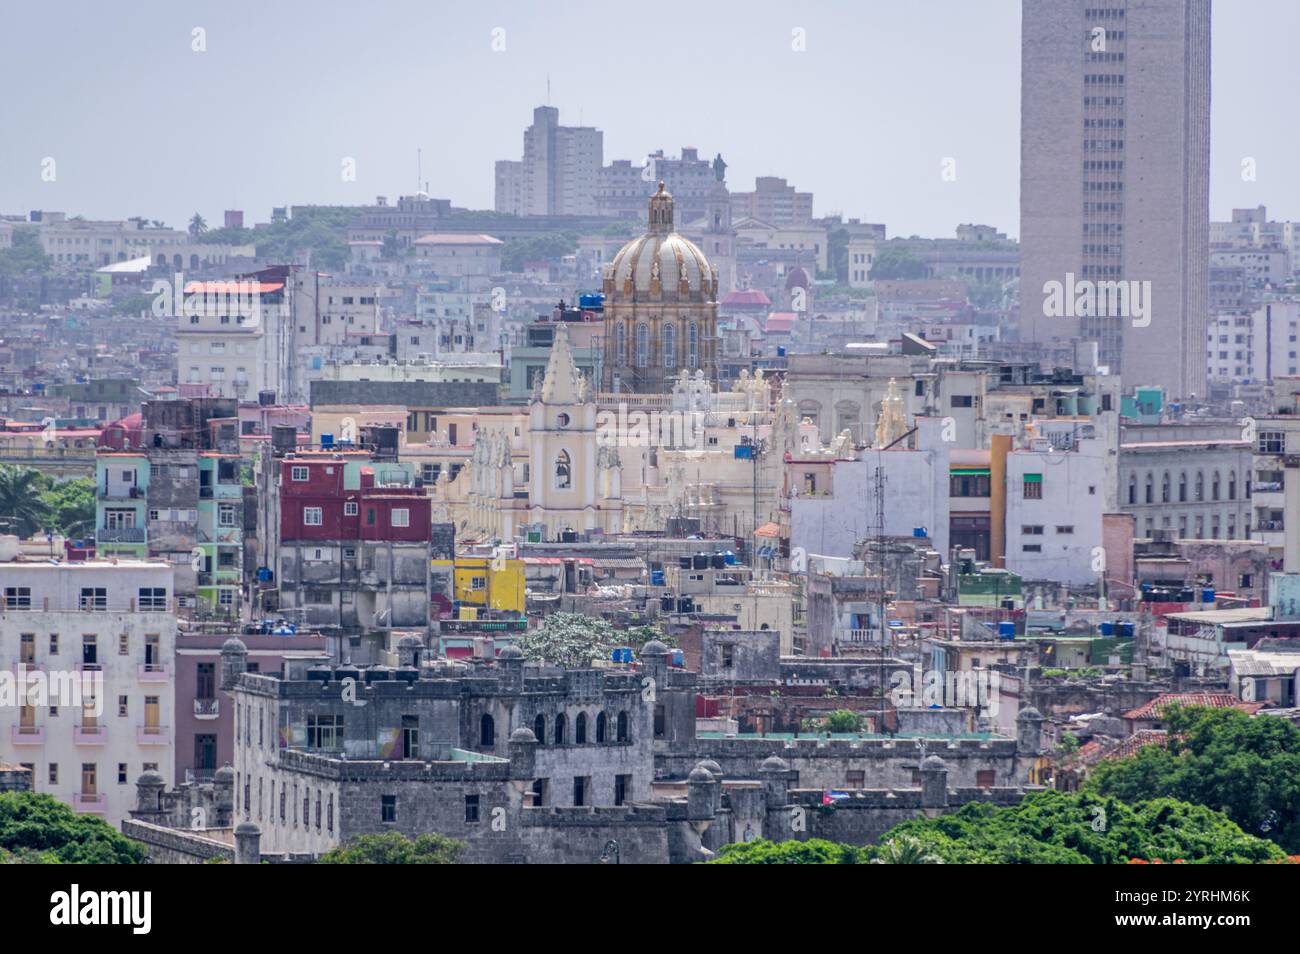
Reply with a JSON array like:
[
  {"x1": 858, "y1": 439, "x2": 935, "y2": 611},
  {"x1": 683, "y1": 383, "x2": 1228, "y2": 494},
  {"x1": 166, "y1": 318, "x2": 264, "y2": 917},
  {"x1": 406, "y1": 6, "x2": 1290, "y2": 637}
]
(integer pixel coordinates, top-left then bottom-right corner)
[
  {"x1": 617, "y1": 710, "x2": 629, "y2": 743},
  {"x1": 662, "y1": 323, "x2": 676, "y2": 367},
  {"x1": 1259, "y1": 431, "x2": 1285, "y2": 454},
  {"x1": 306, "y1": 714, "x2": 343, "y2": 750},
  {"x1": 118, "y1": 763, "x2": 128, "y2": 785},
  {"x1": 291, "y1": 466, "x2": 309, "y2": 481},
  {"x1": 391, "y1": 508, "x2": 410, "y2": 528},
  {"x1": 595, "y1": 711, "x2": 607, "y2": 743},
  {"x1": 575, "y1": 712, "x2": 588, "y2": 744},
  {"x1": 138, "y1": 587, "x2": 167, "y2": 610},
  {"x1": 344, "y1": 501, "x2": 358, "y2": 516},
  {"x1": 614, "y1": 774, "x2": 629, "y2": 806},
  {"x1": 49, "y1": 764, "x2": 58, "y2": 785},
  {"x1": 4, "y1": 587, "x2": 31, "y2": 609},
  {"x1": 381, "y1": 795, "x2": 396, "y2": 824},
  {"x1": 573, "y1": 776, "x2": 588, "y2": 807},
  {"x1": 1055, "y1": 526, "x2": 1075, "y2": 534},
  {"x1": 218, "y1": 504, "x2": 236, "y2": 527},
  {"x1": 533, "y1": 714, "x2": 547, "y2": 744},
  {"x1": 79, "y1": 588, "x2": 107, "y2": 611},
  {"x1": 303, "y1": 507, "x2": 323, "y2": 526},
  {"x1": 1022, "y1": 474, "x2": 1042, "y2": 499},
  {"x1": 1022, "y1": 544, "x2": 1042, "y2": 553},
  {"x1": 480, "y1": 714, "x2": 495, "y2": 747},
  {"x1": 635, "y1": 324, "x2": 648, "y2": 367},
  {"x1": 554, "y1": 450, "x2": 571, "y2": 490},
  {"x1": 554, "y1": 713, "x2": 567, "y2": 744},
  {"x1": 464, "y1": 794, "x2": 480, "y2": 823},
  {"x1": 1021, "y1": 525, "x2": 1044, "y2": 535},
  {"x1": 401, "y1": 715, "x2": 419, "y2": 759},
  {"x1": 950, "y1": 395, "x2": 974, "y2": 408}
]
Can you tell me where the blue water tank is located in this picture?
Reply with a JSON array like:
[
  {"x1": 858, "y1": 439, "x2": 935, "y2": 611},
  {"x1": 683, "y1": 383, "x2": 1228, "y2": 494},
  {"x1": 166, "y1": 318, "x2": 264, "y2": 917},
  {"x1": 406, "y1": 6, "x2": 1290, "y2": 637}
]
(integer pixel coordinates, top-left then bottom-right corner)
[
  {"x1": 1100, "y1": 621, "x2": 1115, "y2": 637},
  {"x1": 321, "y1": 433, "x2": 334, "y2": 448},
  {"x1": 670, "y1": 649, "x2": 685, "y2": 667},
  {"x1": 723, "y1": 551, "x2": 737, "y2": 565},
  {"x1": 1202, "y1": 588, "x2": 1215, "y2": 603},
  {"x1": 998, "y1": 621, "x2": 1016, "y2": 640},
  {"x1": 912, "y1": 527, "x2": 927, "y2": 538},
  {"x1": 1117, "y1": 621, "x2": 1135, "y2": 638},
  {"x1": 650, "y1": 570, "x2": 665, "y2": 586},
  {"x1": 777, "y1": 346, "x2": 786, "y2": 357}
]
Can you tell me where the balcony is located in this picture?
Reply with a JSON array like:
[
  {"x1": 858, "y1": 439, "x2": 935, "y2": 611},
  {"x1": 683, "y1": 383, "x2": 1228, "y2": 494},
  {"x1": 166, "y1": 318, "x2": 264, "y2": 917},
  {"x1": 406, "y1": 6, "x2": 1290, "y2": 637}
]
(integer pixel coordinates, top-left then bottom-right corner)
[
  {"x1": 72, "y1": 793, "x2": 106, "y2": 813},
  {"x1": 74, "y1": 723, "x2": 107, "y2": 745},
  {"x1": 137, "y1": 725, "x2": 169, "y2": 745},
  {"x1": 101, "y1": 486, "x2": 143, "y2": 501},
  {"x1": 10, "y1": 725, "x2": 45, "y2": 744},
  {"x1": 137, "y1": 664, "x2": 169, "y2": 682},
  {"x1": 842, "y1": 628, "x2": 874, "y2": 643},
  {"x1": 193, "y1": 698, "x2": 219, "y2": 719},
  {"x1": 96, "y1": 527, "x2": 146, "y2": 543}
]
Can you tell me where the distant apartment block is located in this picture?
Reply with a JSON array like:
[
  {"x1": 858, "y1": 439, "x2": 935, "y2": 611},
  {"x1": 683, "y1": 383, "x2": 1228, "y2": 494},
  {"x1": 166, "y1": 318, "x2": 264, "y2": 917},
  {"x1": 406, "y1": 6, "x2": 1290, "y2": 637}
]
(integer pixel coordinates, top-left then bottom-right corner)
[
  {"x1": 730, "y1": 176, "x2": 814, "y2": 228},
  {"x1": 494, "y1": 106, "x2": 602, "y2": 216},
  {"x1": 1020, "y1": 0, "x2": 1210, "y2": 399}
]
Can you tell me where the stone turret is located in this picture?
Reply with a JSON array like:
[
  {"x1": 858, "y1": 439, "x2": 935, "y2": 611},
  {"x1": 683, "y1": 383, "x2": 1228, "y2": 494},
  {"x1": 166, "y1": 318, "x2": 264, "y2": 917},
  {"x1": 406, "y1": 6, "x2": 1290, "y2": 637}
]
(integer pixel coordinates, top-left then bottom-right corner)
[
  {"x1": 234, "y1": 822, "x2": 261, "y2": 864},
  {"x1": 1017, "y1": 706, "x2": 1045, "y2": 757},
  {"x1": 220, "y1": 637, "x2": 248, "y2": 691},
  {"x1": 919, "y1": 754, "x2": 949, "y2": 809},
  {"x1": 507, "y1": 725, "x2": 537, "y2": 780},
  {"x1": 497, "y1": 644, "x2": 525, "y2": 693},
  {"x1": 397, "y1": 634, "x2": 424, "y2": 668}
]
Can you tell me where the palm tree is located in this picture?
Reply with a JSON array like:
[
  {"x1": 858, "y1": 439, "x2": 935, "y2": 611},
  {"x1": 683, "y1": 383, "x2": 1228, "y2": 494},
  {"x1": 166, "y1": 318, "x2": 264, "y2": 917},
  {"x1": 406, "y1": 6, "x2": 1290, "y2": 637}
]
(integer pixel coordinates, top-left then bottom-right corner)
[
  {"x1": 870, "y1": 835, "x2": 944, "y2": 865},
  {"x1": 189, "y1": 213, "x2": 208, "y2": 237},
  {"x1": 0, "y1": 466, "x2": 52, "y2": 538}
]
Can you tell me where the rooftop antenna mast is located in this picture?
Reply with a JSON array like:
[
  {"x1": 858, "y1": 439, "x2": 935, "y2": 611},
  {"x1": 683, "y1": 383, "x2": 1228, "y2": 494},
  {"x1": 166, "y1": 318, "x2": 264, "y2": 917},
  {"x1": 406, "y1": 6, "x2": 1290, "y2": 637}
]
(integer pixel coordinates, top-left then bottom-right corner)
[{"x1": 417, "y1": 148, "x2": 422, "y2": 194}]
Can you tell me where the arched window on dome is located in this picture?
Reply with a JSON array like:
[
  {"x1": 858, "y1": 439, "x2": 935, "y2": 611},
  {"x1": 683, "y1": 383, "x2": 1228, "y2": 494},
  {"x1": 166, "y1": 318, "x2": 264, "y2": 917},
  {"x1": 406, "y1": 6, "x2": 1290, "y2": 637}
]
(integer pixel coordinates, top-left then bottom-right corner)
[
  {"x1": 555, "y1": 450, "x2": 571, "y2": 490},
  {"x1": 662, "y1": 323, "x2": 676, "y2": 368},
  {"x1": 689, "y1": 323, "x2": 699, "y2": 369},
  {"x1": 615, "y1": 323, "x2": 626, "y2": 365},
  {"x1": 635, "y1": 324, "x2": 648, "y2": 367}
]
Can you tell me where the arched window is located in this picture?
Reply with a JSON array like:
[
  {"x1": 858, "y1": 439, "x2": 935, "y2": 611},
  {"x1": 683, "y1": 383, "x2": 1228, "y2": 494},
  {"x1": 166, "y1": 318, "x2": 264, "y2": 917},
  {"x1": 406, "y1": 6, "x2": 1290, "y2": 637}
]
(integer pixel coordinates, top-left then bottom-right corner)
[
  {"x1": 1195, "y1": 471, "x2": 1204, "y2": 501},
  {"x1": 480, "y1": 714, "x2": 495, "y2": 748},
  {"x1": 616, "y1": 710, "x2": 629, "y2": 743},
  {"x1": 554, "y1": 450, "x2": 571, "y2": 490},
  {"x1": 615, "y1": 323, "x2": 626, "y2": 365},
  {"x1": 1229, "y1": 472, "x2": 1237, "y2": 500},
  {"x1": 596, "y1": 711, "x2": 607, "y2": 743},
  {"x1": 1212, "y1": 472, "x2": 1220, "y2": 501},
  {"x1": 1178, "y1": 472, "x2": 1187, "y2": 502},
  {"x1": 662, "y1": 323, "x2": 676, "y2": 368},
  {"x1": 533, "y1": 713, "x2": 546, "y2": 744},
  {"x1": 554, "y1": 713, "x2": 567, "y2": 745},
  {"x1": 575, "y1": 712, "x2": 588, "y2": 744},
  {"x1": 1127, "y1": 475, "x2": 1137, "y2": 505},
  {"x1": 1161, "y1": 473, "x2": 1171, "y2": 503},
  {"x1": 1145, "y1": 472, "x2": 1154, "y2": 504},
  {"x1": 688, "y1": 323, "x2": 699, "y2": 369},
  {"x1": 635, "y1": 324, "x2": 649, "y2": 367}
]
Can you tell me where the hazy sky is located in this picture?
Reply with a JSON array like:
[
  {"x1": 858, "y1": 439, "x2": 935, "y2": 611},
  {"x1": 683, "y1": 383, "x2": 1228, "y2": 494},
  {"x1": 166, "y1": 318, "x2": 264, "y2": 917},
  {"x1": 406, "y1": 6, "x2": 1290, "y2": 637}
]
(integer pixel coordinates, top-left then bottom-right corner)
[{"x1": 1, "y1": 0, "x2": 1296, "y2": 239}]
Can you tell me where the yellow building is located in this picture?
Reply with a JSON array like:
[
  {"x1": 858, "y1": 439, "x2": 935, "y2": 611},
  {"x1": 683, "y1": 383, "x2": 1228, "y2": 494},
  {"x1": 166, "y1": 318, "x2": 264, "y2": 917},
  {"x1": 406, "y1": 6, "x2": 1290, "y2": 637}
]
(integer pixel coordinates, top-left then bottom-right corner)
[{"x1": 432, "y1": 557, "x2": 526, "y2": 615}]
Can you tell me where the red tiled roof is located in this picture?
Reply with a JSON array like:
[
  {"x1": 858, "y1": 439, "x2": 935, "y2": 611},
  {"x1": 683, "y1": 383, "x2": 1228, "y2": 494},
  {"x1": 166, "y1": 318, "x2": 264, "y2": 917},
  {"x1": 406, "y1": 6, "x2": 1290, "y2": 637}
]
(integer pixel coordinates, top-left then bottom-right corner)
[
  {"x1": 722, "y1": 289, "x2": 771, "y2": 307},
  {"x1": 1123, "y1": 692, "x2": 1262, "y2": 721}
]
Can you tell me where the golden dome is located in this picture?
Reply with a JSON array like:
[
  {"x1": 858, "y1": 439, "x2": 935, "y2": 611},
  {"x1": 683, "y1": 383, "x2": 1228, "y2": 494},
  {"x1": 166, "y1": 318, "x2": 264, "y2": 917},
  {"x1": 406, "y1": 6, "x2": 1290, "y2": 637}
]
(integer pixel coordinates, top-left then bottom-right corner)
[{"x1": 604, "y1": 182, "x2": 717, "y2": 304}]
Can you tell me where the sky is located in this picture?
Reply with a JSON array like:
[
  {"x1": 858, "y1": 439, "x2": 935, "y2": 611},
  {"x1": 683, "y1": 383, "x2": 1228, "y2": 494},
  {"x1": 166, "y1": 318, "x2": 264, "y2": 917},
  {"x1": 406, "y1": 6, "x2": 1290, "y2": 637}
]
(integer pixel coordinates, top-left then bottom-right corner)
[{"x1": 1, "y1": 0, "x2": 1297, "y2": 239}]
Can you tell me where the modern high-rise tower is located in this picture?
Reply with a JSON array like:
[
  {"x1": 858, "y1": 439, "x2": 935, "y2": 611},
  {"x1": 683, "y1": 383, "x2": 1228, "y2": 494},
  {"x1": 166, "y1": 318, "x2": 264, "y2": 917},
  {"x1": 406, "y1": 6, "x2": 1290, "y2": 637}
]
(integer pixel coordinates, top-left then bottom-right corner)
[{"x1": 1020, "y1": 0, "x2": 1210, "y2": 399}]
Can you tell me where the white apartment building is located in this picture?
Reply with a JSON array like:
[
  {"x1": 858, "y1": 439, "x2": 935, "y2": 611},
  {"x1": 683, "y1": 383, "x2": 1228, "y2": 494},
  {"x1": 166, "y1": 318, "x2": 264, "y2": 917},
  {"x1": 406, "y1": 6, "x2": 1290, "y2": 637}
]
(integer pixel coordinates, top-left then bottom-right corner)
[
  {"x1": 1003, "y1": 432, "x2": 1107, "y2": 586},
  {"x1": 0, "y1": 560, "x2": 176, "y2": 825},
  {"x1": 1207, "y1": 298, "x2": 1300, "y2": 383}
]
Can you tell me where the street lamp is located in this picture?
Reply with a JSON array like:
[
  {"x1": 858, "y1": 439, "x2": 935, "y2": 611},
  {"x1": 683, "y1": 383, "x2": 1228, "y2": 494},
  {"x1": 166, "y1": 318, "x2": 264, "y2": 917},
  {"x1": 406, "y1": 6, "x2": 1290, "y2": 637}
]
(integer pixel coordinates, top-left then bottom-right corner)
[{"x1": 600, "y1": 839, "x2": 620, "y2": 864}]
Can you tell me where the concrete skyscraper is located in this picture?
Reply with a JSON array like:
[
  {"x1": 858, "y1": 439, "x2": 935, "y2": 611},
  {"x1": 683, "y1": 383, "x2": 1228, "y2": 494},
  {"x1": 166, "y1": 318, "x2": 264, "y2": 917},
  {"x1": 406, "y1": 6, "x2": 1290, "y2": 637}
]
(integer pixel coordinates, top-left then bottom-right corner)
[{"x1": 1020, "y1": 0, "x2": 1211, "y2": 399}]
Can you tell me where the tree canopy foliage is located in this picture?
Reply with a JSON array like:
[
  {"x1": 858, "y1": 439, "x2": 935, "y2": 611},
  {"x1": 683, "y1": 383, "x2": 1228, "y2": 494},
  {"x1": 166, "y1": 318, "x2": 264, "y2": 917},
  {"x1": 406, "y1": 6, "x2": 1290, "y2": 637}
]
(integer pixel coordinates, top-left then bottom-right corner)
[
  {"x1": 1086, "y1": 705, "x2": 1300, "y2": 853},
  {"x1": 318, "y1": 831, "x2": 464, "y2": 864},
  {"x1": 710, "y1": 790, "x2": 1283, "y2": 864},
  {"x1": 513, "y1": 614, "x2": 674, "y2": 669},
  {"x1": 0, "y1": 792, "x2": 145, "y2": 864}
]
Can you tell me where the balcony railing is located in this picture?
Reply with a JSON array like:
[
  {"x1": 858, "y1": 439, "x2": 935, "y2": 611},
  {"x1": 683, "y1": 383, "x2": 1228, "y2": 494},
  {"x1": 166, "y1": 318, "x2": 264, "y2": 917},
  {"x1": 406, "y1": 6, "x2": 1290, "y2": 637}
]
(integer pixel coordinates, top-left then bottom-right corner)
[
  {"x1": 74, "y1": 723, "x2": 107, "y2": 745},
  {"x1": 194, "y1": 698, "x2": 219, "y2": 718},
  {"x1": 96, "y1": 527, "x2": 146, "y2": 543},
  {"x1": 73, "y1": 793, "x2": 106, "y2": 812},
  {"x1": 11, "y1": 725, "x2": 45, "y2": 744},
  {"x1": 842, "y1": 628, "x2": 874, "y2": 643},
  {"x1": 137, "y1": 664, "x2": 169, "y2": 682},
  {"x1": 137, "y1": 725, "x2": 169, "y2": 745}
]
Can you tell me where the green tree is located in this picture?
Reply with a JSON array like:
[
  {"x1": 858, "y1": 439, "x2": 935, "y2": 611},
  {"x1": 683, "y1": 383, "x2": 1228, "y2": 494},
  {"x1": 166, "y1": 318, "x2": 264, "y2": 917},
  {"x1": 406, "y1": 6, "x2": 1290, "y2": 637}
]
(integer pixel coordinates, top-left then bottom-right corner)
[
  {"x1": 41, "y1": 477, "x2": 95, "y2": 538},
  {"x1": 318, "y1": 831, "x2": 464, "y2": 864},
  {"x1": 1086, "y1": 705, "x2": 1300, "y2": 853},
  {"x1": 0, "y1": 792, "x2": 145, "y2": 863},
  {"x1": 514, "y1": 612, "x2": 627, "y2": 668},
  {"x1": 188, "y1": 213, "x2": 208, "y2": 237},
  {"x1": 0, "y1": 465, "x2": 52, "y2": 537},
  {"x1": 868, "y1": 248, "x2": 929, "y2": 280},
  {"x1": 827, "y1": 227, "x2": 850, "y2": 283},
  {"x1": 870, "y1": 790, "x2": 1282, "y2": 864},
  {"x1": 870, "y1": 834, "x2": 944, "y2": 864},
  {"x1": 0, "y1": 228, "x2": 52, "y2": 279},
  {"x1": 711, "y1": 838, "x2": 864, "y2": 864},
  {"x1": 823, "y1": 709, "x2": 862, "y2": 733},
  {"x1": 501, "y1": 232, "x2": 579, "y2": 273}
]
